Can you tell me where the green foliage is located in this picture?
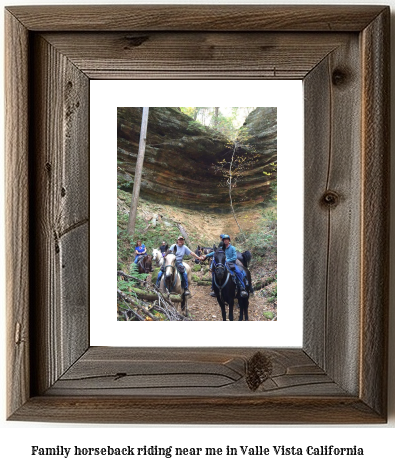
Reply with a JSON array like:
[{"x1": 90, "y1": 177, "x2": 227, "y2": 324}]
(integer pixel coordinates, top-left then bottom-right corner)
[
  {"x1": 244, "y1": 208, "x2": 277, "y2": 263},
  {"x1": 117, "y1": 278, "x2": 137, "y2": 318},
  {"x1": 117, "y1": 278, "x2": 133, "y2": 295},
  {"x1": 117, "y1": 173, "x2": 133, "y2": 190},
  {"x1": 129, "y1": 264, "x2": 149, "y2": 280},
  {"x1": 268, "y1": 282, "x2": 277, "y2": 303},
  {"x1": 180, "y1": 107, "x2": 256, "y2": 140},
  {"x1": 117, "y1": 272, "x2": 148, "y2": 296},
  {"x1": 117, "y1": 189, "x2": 186, "y2": 271},
  {"x1": 186, "y1": 120, "x2": 207, "y2": 134},
  {"x1": 263, "y1": 311, "x2": 274, "y2": 320},
  {"x1": 256, "y1": 274, "x2": 277, "y2": 303},
  {"x1": 203, "y1": 266, "x2": 211, "y2": 275},
  {"x1": 152, "y1": 267, "x2": 161, "y2": 279},
  {"x1": 117, "y1": 226, "x2": 135, "y2": 272},
  {"x1": 117, "y1": 275, "x2": 169, "y2": 321},
  {"x1": 212, "y1": 108, "x2": 241, "y2": 139},
  {"x1": 180, "y1": 107, "x2": 200, "y2": 120}
]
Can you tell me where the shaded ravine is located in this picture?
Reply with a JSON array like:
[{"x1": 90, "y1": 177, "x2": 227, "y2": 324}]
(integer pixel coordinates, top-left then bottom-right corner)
[{"x1": 117, "y1": 107, "x2": 277, "y2": 211}]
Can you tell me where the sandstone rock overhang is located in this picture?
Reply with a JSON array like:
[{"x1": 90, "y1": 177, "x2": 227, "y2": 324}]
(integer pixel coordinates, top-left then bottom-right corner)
[{"x1": 117, "y1": 107, "x2": 277, "y2": 211}]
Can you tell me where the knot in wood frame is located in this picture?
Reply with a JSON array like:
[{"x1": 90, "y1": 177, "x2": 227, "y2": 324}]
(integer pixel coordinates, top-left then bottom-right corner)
[
  {"x1": 321, "y1": 190, "x2": 340, "y2": 208},
  {"x1": 332, "y1": 68, "x2": 349, "y2": 87}
]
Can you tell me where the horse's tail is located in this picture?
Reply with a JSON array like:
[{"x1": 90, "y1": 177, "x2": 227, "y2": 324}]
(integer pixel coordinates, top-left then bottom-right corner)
[{"x1": 242, "y1": 250, "x2": 252, "y2": 267}]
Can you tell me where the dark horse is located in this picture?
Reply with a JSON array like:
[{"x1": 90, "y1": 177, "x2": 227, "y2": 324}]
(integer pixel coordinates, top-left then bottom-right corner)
[
  {"x1": 136, "y1": 255, "x2": 153, "y2": 274},
  {"x1": 237, "y1": 250, "x2": 252, "y2": 268},
  {"x1": 212, "y1": 248, "x2": 250, "y2": 321},
  {"x1": 194, "y1": 246, "x2": 214, "y2": 264}
]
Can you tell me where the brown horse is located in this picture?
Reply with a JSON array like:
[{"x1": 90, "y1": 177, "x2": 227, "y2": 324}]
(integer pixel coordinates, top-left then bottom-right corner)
[
  {"x1": 137, "y1": 255, "x2": 153, "y2": 274},
  {"x1": 194, "y1": 246, "x2": 214, "y2": 264},
  {"x1": 159, "y1": 251, "x2": 191, "y2": 315}
]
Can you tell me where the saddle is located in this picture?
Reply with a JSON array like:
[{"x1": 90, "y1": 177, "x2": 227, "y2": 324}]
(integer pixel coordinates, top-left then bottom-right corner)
[
  {"x1": 226, "y1": 262, "x2": 252, "y2": 294},
  {"x1": 138, "y1": 254, "x2": 147, "y2": 267},
  {"x1": 175, "y1": 263, "x2": 186, "y2": 288}
]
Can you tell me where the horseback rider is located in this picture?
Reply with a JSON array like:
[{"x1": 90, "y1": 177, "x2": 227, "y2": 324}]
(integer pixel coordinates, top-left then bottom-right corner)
[
  {"x1": 155, "y1": 236, "x2": 202, "y2": 296},
  {"x1": 133, "y1": 239, "x2": 147, "y2": 264},
  {"x1": 159, "y1": 241, "x2": 168, "y2": 257},
  {"x1": 203, "y1": 234, "x2": 249, "y2": 298},
  {"x1": 218, "y1": 234, "x2": 225, "y2": 249}
]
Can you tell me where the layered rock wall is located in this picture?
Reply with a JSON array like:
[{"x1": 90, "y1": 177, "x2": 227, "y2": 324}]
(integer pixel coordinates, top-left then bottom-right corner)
[{"x1": 117, "y1": 107, "x2": 276, "y2": 210}]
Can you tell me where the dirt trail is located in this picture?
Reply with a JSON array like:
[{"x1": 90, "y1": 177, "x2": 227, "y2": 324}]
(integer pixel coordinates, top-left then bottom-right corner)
[
  {"x1": 148, "y1": 252, "x2": 277, "y2": 321},
  {"x1": 140, "y1": 199, "x2": 277, "y2": 321},
  {"x1": 187, "y1": 280, "x2": 274, "y2": 321}
]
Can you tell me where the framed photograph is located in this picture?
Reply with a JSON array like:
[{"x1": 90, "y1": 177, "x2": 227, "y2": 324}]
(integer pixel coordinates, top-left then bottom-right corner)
[
  {"x1": 90, "y1": 80, "x2": 303, "y2": 347},
  {"x1": 5, "y1": 5, "x2": 389, "y2": 423},
  {"x1": 113, "y1": 103, "x2": 281, "y2": 324}
]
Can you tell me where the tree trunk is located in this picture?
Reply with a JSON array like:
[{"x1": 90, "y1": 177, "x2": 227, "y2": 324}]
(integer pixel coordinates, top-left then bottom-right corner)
[
  {"x1": 127, "y1": 107, "x2": 149, "y2": 236},
  {"x1": 213, "y1": 107, "x2": 219, "y2": 129},
  {"x1": 177, "y1": 223, "x2": 191, "y2": 246},
  {"x1": 129, "y1": 287, "x2": 182, "y2": 303},
  {"x1": 228, "y1": 142, "x2": 247, "y2": 241}
]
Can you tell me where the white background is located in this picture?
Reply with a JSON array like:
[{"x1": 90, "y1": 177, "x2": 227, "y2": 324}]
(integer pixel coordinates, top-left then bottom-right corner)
[
  {"x1": 90, "y1": 80, "x2": 303, "y2": 347},
  {"x1": 1, "y1": 0, "x2": 394, "y2": 469}
]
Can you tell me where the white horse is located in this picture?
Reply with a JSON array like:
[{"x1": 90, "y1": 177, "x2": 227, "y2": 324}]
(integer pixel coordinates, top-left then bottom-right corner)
[
  {"x1": 159, "y1": 251, "x2": 192, "y2": 315},
  {"x1": 152, "y1": 248, "x2": 164, "y2": 267}
]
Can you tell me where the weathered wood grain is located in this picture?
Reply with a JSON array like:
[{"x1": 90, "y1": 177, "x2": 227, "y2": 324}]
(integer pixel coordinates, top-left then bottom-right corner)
[
  {"x1": 5, "y1": 10, "x2": 30, "y2": 419},
  {"x1": 9, "y1": 350, "x2": 380, "y2": 423},
  {"x1": 42, "y1": 32, "x2": 350, "y2": 80},
  {"x1": 46, "y1": 348, "x2": 344, "y2": 397},
  {"x1": 360, "y1": 9, "x2": 390, "y2": 418},
  {"x1": 324, "y1": 37, "x2": 362, "y2": 394},
  {"x1": 304, "y1": 36, "x2": 362, "y2": 395},
  {"x1": 59, "y1": 225, "x2": 89, "y2": 368},
  {"x1": 5, "y1": 5, "x2": 390, "y2": 424},
  {"x1": 9, "y1": 395, "x2": 384, "y2": 424},
  {"x1": 29, "y1": 35, "x2": 90, "y2": 395},
  {"x1": 6, "y1": 5, "x2": 386, "y2": 32},
  {"x1": 303, "y1": 56, "x2": 332, "y2": 370}
]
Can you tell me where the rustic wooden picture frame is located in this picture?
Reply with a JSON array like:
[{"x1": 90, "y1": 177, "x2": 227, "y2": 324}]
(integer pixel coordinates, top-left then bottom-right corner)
[{"x1": 5, "y1": 5, "x2": 389, "y2": 423}]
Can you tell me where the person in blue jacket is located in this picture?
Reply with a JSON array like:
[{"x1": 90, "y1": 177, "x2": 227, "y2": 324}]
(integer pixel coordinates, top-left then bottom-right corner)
[
  {"x1": 134, "y1": 239, "x2": 147, "y2": 264},
  {"x1": 203, "y1": 234, "x2": 248, "y2": 298}
]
